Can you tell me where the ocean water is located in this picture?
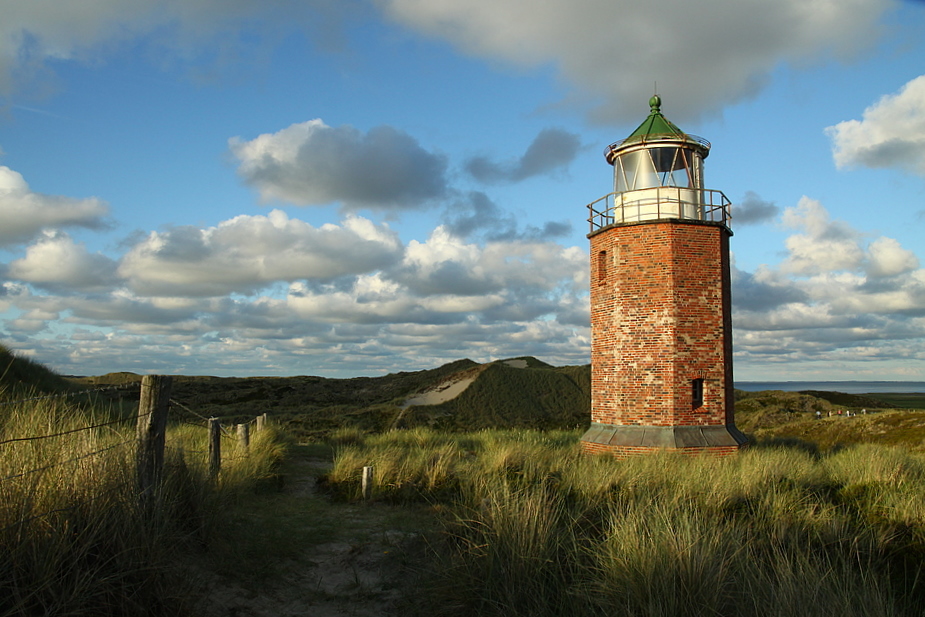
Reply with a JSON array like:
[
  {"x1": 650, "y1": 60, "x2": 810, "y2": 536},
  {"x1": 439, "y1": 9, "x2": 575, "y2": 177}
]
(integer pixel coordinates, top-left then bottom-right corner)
[{"x1": 735, "y1": 381, "x2": 925, "y2": 394}]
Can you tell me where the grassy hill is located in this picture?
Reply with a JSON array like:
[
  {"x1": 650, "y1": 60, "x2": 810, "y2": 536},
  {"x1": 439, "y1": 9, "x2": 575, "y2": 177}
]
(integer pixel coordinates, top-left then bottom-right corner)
[
  {"x1": 0, "y1": 344, "x2": 77, "y2": 398},
  {"x1": 72, "y1": 357, "x2": 591, "y2": 439},
  {"x1": 9, "y1": 343, "x2": 923, "y2": 447},
  {"x1": 399, "y1": 360, "x2": 590, "y2": 431}
]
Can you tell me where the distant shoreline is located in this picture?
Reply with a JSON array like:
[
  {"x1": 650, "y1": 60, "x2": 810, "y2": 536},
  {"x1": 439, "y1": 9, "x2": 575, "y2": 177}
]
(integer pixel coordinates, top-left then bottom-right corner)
[{"x1": 736, "y1": 381, "x2": 925, "y2": 394}]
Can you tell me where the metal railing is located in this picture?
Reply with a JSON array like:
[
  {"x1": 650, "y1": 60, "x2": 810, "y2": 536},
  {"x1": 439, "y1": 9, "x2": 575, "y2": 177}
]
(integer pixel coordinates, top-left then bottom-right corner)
[{"x1": 587, "y1": 187, "x2": 732, "y2": 233}]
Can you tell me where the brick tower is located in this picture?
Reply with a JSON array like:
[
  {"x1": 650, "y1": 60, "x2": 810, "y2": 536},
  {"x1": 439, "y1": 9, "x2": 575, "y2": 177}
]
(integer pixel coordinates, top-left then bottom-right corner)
[{"x1": 580, "y1": 96, "x2": 747, "y2": 456}]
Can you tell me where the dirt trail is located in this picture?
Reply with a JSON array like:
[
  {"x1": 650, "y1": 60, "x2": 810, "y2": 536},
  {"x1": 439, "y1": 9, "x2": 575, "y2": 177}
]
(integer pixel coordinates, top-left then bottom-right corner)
[{"x1": 187, "y1": 450, "x2": 434, "y2": 617}]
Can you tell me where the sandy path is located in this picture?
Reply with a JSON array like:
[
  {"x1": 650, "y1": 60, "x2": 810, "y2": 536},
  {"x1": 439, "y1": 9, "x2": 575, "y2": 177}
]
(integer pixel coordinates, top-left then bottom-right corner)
[{"x1": 187, "y1": 454, "x2": 433, "y2": 617}]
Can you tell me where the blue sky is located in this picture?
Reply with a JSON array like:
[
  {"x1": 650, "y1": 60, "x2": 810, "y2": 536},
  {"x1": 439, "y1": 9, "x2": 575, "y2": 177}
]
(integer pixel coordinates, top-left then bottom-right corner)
[{"x1": 1, "y1": 0, "x2": 924, "y2": 381}]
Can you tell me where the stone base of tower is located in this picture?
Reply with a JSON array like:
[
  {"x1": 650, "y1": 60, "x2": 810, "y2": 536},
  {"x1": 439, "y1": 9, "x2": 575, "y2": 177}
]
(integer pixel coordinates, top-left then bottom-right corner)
[{"x1": 580, "y1": 423, "x2": 748, "y2": 457}]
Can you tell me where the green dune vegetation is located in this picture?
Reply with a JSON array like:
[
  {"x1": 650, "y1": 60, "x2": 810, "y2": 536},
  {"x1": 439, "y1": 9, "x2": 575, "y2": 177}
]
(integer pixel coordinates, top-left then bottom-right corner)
[
  {"x1": 0, "y1": 345, "x2": 287, "y2": 616},
  {"x1": 0, "y1": 344, "x2": 74, "y2": 397},
  {"x1": 4, "y1": 342, "x2": 925, "y2": 615},
  {"x1": 327, "y1": 428, "x2": 925, "y2": 617}
]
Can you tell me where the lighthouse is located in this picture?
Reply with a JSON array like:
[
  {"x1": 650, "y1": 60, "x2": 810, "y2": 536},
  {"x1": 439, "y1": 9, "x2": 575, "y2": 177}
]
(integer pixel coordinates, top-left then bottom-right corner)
[{"x1": 580, "y1": 96, "x2": 747, "y2": 456}]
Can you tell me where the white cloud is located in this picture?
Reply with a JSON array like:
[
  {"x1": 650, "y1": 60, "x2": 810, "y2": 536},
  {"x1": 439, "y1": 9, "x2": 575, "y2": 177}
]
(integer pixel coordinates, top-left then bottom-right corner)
[
  {"x1": 7, "y1": 232, "x2": 118, "y2": 291},
  {"x1": 780, "y1": 197, "x2": 864, "y2": 275},
  {"x1": 388, "y1": 226, "x2": 587, "y2": 299},
  {"x1": 0, "y1": 0, "x2": 896, "y2": 126},
  {"x1": 733, "y1": 196, "x2": 925, "y2": 378},
  {"x1": 0, "y1": 166, "x2": 110, "y2": 246},
  {"x1": 118, "y1": 210, "x2": 404, "y2": 297},
  {"x1": 229, "y1": 120, "x2": 449, "y2": 210},
  {"x1": 866, "y1": 237, "x2": 920, "y2": 277},
  {"x1": 827, "y1": 74, "x2": 925, "y2": 174},
  {"x1": 379, "y1": 0, "x2": 892, "y2": 123},
  {"x1": 1, "y1": 211, "x2": 593, "y2": 376}
]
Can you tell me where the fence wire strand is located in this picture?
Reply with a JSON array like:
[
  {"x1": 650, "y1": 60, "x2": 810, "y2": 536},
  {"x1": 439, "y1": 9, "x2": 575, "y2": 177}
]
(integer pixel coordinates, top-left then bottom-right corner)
[
  {"x1": 168, "y1": 398, "x2": 211, "y2": 424},
  {"x1": 1, "y1": 438, "x2": 133, "y2": 484},
  {"x1": 0, "y1": 383, "x2": 139, "y2": 408},
  {"x1": 2, "y1": 377, "x2": 264, "y2": 535},
  {"x1": 0, "y1": 413, "x2": 138, "y2": 447},
  {"x1": 170, "y1": 399, "x2": 234, "y2": 437}
]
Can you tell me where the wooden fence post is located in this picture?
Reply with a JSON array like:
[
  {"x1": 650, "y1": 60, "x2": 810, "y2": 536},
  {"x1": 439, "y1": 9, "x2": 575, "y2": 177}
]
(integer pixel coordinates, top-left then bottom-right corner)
[
  {"x1": 256, "y1": 413, "x2": 268, "y2": 432},
  {"x1": 208, "y1": 418, "x2": 221, "y2": 480},
  {"x1": 136, "y1": 375, "x2": 172, "y2": 507},
  {"x1": 237, "y1": 423, "x2": 249, "y2": 449},
  {"x1": 362, "y1": 466, "x2": 374, "y2": 501}
]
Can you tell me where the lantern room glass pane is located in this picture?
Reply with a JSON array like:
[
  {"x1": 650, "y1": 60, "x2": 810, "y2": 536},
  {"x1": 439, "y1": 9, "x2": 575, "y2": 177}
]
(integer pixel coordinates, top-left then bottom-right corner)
[
  {"x1": 650, "y1": 147, "x2": 677, "y2": 173},
  {"x1": 613, "y1": 157, "x2": 629, "y2": 193},
  {"x1": 614, "y1": 150, "x2": 642, "y2": 191},
  {"x1": 613, "y1": 146, "x2": 705, "y2": 192},
  {"x1": 632, "y1": 149, "x2": 659, "y2": 190},
  {"x1": 655, "y1": 147, "x2": 692, "y2": 188}
]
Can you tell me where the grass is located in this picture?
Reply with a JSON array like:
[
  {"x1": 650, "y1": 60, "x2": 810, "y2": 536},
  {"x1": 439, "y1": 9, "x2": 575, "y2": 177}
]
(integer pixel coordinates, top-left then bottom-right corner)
[
  {"x1": 326, "y1": 428, "x2": 925, "y2": 617},
  {"x1": 8, "y1": 341, "x2": 925, "y2": 614},
  {"x1": 0, "y1": 343, "x2": 76, "y2": 398},
  {"x1": 863, "y1": 392, "x2": 925, "y2": 409},
  {"x1": 202, "y1": 443, "x2": 435, "y2": 582},
  {"x1": 71, "y1": 358, "x2": 592, "y2": 440},
  {"x1": 752, "y1": 409, "x2": 925, "y2": 450},
  {"x1": 0, "y1": 389, "x2": 287, "y2": 616},
  {"x1": 399, "y1": 362, "x2": 589, "y2": 431}
]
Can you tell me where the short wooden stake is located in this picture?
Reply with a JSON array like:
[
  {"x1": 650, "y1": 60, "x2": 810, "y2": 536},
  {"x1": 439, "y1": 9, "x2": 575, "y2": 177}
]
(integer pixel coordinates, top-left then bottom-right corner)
[
  {"x1": 237, "y1": 423, "x2": 250, "y2": 449},
  {"x1": 208, "y1": 418, "x2": 221, "y2": 481},
  {"x1": 256, "y1": 413, "x2": 268, "y2": 432},
  {"x1": 362, "y1": 466, "x2": 374, "y2": 500},
  {"x1": 136, "y1": 375, "x2": 172, "y2": 508}
]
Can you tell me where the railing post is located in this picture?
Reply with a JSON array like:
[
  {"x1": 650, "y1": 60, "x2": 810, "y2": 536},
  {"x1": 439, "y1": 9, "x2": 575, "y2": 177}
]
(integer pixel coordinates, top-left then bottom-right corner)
[
  {"x1": 208, "y1": 418, "x2": 221, "y2": 481},
  {"x1": 256, "y1": 413, "x2": 268, "y2": 433},
  {"x1": 237, "y1": 423, "x2": 250, "y2": 449},
  {"x1": 136, "y1": 375, "x2": 172, "y2": 508}
]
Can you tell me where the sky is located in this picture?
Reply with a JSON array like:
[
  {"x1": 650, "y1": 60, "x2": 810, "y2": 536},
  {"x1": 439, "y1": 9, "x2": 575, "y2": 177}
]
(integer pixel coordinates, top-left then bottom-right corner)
[{"x1": 0, "y1": 0, "x2": 924, "y2": 381}]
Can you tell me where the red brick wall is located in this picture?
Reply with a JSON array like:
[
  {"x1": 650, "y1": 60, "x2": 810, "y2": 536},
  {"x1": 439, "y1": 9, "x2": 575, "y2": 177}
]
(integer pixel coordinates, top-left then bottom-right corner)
[
  {"x1": 589, "y1": 220, "x2": 733, "y2": 429},
  {"x1": 580, "y1": 441, "x2": 742, "y2": 457}
]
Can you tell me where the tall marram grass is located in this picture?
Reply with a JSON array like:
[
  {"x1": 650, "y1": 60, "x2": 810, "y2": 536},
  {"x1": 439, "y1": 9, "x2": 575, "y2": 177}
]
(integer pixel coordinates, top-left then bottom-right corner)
[
  {"x1": 328, "y1": 429, "x2": 925, "y2": 617},
  {"x1": 0, "y1": 394, "x2": 286, "y2": 616}
]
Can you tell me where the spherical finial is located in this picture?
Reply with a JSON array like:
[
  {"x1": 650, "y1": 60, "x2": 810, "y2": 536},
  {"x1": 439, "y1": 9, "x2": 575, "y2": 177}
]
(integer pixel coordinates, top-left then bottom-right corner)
[{"x1": 649, "y1": 94, "x2": 661, "y2": 112}]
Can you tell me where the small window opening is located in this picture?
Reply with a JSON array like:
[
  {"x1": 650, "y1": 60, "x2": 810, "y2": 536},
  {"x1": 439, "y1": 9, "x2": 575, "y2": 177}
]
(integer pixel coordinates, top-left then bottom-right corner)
[
  {"x1": 598, "y1": 250, "x2": 607, "y2": 285},
  {"x1": 692, "y1": 378, "x2": 704, "y2": 409}
]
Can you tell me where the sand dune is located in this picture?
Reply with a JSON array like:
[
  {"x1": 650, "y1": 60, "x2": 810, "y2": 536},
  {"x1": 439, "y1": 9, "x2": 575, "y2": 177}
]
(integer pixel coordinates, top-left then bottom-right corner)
[{"x1": 400, "y1": 359, "x2": 528, "y2": 408}]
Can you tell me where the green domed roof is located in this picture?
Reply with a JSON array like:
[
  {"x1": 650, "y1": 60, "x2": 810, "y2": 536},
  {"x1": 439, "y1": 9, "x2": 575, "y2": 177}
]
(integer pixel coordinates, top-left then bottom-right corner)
[
  {"x1": 624, "y1": 95, "x2": 687, "y2": 143},
  {"x1": 604, "y1": 96, "x2": 711, "y2": 164}
]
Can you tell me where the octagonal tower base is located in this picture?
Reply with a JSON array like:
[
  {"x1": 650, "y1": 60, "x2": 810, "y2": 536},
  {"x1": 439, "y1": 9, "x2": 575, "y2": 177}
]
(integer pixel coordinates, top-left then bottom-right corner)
[{"x1": 580, "y1": 423, "x2": 747, "y2": 457}]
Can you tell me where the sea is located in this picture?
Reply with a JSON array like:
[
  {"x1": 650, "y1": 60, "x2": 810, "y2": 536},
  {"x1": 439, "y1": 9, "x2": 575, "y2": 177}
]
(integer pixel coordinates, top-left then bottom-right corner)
[{"x1": 735, "y1": 381, "x2": 925, "y2": 394}]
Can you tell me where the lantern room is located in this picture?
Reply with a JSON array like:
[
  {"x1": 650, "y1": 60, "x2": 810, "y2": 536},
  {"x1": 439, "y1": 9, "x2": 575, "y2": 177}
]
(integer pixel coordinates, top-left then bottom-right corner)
[{"x1": 589, "y1": 95, "x2": 730, "y2": 228}]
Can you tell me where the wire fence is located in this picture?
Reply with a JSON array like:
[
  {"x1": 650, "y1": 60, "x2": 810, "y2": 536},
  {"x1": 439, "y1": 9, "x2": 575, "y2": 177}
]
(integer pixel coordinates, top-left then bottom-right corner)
[
  {"x1": 0, "y1": 414, "x2": 137, "y2": 447},
  {"x1": 0, "y1": 438, "x2": 134, "y2": 484},
  {"x1": 0, "y1": 383, "x2": 138, "y2": 408},
  {"x1": 0, "y1": 375, "x2": 271, "y2": 534}
]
